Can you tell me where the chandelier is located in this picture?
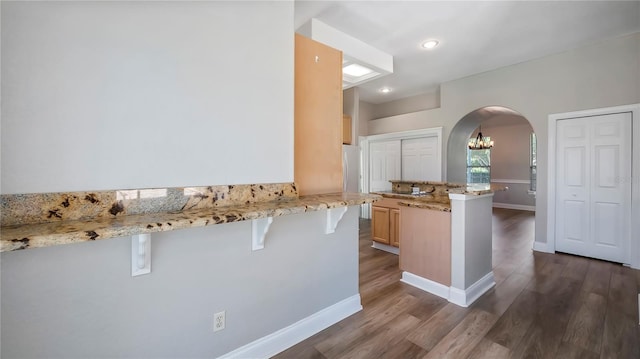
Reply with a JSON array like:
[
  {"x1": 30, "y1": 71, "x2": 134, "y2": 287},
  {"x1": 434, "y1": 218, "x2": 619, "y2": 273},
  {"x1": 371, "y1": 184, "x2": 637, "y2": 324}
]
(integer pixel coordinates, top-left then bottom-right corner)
[{"x1": 468, "y1": 126, "x2": 494, "y2": 149}]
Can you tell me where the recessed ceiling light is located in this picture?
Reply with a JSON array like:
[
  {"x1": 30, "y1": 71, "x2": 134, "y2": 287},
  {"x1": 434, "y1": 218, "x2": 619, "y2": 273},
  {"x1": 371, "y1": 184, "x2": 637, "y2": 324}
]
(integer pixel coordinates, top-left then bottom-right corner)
[
  {"x1": 343, "y1": 63, "x2": 374, "y2": 77},
  {"x1": 379, "y1": 87, "x2": 392, "y2": 93},
  {"x1": 421, "y1": 40, "x2": 439, "y2": 49}
]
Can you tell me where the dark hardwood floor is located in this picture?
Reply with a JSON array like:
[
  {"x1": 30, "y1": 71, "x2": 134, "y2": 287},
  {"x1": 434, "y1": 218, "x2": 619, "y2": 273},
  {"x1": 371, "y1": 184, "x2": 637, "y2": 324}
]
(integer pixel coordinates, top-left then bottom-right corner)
[{"x1": 273, "y1": 208, "x2": 640, "y2": 359}]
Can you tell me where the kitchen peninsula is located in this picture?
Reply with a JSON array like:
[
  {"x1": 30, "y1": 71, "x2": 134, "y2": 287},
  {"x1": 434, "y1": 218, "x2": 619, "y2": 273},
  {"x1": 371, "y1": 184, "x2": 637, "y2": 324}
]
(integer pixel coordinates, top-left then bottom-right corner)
[
  {"x1": 1, "y1": 183, "x2": 380, "y2": 358},
  {"x1": 372, "y1": 180, "x2": 505, "y2": 307}
]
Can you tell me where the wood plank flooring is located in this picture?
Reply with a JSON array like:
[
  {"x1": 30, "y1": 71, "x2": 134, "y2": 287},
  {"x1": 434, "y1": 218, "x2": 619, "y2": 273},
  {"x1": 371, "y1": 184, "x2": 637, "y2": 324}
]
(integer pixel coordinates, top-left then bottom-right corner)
[{"x1": 273, "y1": 208, "x2": 640, "y2": 359}]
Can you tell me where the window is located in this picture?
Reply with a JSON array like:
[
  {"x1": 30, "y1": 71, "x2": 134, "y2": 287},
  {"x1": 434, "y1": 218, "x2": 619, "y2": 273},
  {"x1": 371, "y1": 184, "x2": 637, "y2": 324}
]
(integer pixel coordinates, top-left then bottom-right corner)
[
  {"x1": 530, "y1": 133, "x2": 537, "y2": 192},
  {"x1": 466, "y1": 146, "x2": 491, "y2": 184}
]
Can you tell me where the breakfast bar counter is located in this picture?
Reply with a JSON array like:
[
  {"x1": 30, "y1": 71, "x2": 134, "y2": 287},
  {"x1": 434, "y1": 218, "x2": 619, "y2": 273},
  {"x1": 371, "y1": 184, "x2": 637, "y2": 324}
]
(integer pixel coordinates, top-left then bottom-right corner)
[{"x1": 1, "y1": 183, "x2": 380, "y2": 252}]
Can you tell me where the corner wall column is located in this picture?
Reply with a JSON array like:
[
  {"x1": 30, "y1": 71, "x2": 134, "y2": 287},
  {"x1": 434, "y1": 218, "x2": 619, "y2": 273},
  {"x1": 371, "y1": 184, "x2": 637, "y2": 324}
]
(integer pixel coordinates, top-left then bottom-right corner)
[{"x1": 448, "y1": 193, "x2": 495, "y2": 306}]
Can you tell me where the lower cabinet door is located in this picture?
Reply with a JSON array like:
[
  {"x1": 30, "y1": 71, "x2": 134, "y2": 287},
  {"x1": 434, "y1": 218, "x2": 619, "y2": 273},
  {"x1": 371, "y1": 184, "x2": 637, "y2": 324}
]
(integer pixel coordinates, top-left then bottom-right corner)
[
  {"x1": 390, "y1": 209, "x2": 400, "y2": 247},
  {"x1": 372, "y1": 206, "x2": 390, "y2": 244}
]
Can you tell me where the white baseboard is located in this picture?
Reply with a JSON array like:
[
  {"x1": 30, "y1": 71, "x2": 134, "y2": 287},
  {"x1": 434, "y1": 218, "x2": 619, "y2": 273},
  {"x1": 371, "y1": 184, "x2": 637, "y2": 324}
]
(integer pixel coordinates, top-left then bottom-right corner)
[
  {"x1": 218, "y1": 294, "x2": 362, "y2": 359},
  {"x1": 401, "y1": 271, "x2": 495, "y2": 308},
  {"x1": 491, "y1": 179, "x2": 531, "y2": 184},
  {"x1": 400, "y1": 272, "x2": 450, "y2": 300},
  {"x1": 449, "y1": 272, "x2": 496, "y2": 308},
  {"x1": 372, "y1": 241, "x2": 399, "y2": 255},
  {"x1": 492, "y1": 203, "x2": 535, "y2": 212},
  {"x1": 532, "y1": 241, "x2": 554, "y2": 253}
]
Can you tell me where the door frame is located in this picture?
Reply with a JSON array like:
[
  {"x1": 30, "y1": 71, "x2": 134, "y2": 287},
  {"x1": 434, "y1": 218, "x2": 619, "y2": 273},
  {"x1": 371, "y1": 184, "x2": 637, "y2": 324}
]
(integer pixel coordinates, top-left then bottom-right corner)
[
  {"x1": 546, "y1": 103, "x2": 640, "y2": 269},
  {"x1": 360, "y1": 127, "x2": 443, "y2": 219}
]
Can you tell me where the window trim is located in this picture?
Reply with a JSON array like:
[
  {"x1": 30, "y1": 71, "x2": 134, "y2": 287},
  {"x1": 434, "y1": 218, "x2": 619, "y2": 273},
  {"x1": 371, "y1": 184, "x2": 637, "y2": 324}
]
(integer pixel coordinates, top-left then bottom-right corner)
[
  {"x1": 466, "y1": 147, "x2": 491, "y2": 184},
  {"x1": 530, "y1": 132, "x2": 537, "y2": 192}
]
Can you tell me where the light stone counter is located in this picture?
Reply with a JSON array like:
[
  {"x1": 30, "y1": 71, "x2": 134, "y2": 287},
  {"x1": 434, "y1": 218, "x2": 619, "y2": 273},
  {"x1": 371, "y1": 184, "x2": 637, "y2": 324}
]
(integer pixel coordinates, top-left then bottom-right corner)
[
  {"x1": 372, "y1": 182, "x2": 506, "y2": 212},
  {"x1": 1, "y1": 183, "x2": 380, "y2": 252},
  {"x1": 369, "y1": 191, "x2": 452, "y2": 212}
]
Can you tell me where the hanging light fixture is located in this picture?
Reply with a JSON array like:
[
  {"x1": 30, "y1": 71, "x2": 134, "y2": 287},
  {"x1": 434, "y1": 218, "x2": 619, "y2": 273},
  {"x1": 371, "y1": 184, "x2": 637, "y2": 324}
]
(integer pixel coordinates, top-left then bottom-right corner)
[{"x1": 468, "y1": 125, "x2": 494, "y2": 149}]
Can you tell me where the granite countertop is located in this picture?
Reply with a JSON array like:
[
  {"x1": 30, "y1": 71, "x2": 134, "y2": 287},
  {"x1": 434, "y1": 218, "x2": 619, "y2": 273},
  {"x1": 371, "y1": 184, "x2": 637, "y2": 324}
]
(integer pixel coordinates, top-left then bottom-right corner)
[
  {"x1": 370, "y1": 191, "x2": 452, "y2": 212},
  {"x1": 1, "y1": 192, "x2": 381, "y2": 253},
  {"x1": 371, "y1": 182, "x2": 507, "y2": 212},
  {"x1": 450, "y1": 183, "x2": 508, "y2": 195}
]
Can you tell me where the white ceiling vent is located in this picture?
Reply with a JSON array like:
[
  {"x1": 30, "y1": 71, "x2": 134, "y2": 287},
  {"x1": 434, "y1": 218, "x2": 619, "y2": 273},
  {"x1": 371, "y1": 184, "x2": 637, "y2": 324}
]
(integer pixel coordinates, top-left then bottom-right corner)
[{"x1": 297, "y1": 19, "x2": 393, "y2": 89}]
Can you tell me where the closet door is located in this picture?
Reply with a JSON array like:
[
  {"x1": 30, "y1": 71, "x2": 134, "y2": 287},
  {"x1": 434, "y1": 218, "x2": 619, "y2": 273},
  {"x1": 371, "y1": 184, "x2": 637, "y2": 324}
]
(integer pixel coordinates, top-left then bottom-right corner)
[
  {"x1": 556, "y1": 112, "x2": 632, "y2": 263},
  {"x1": 401, "y1": 136, "x2": 439, "y2": 181},
  {"x1": 369, "y1": 140, "x2": 401, "y2": 191}
]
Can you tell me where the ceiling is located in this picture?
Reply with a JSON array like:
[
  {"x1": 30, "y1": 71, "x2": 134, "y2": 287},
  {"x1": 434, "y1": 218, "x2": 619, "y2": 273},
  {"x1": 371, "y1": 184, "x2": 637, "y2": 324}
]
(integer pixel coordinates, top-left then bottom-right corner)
[{"x1": 294, "y1": 1, "x2": 640, "y2": 104}]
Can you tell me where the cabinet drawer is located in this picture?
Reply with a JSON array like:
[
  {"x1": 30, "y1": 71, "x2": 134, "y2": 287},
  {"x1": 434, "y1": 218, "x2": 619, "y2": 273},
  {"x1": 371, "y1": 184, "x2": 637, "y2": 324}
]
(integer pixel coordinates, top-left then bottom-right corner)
[{"x1": 374, "y1": 197, "x2": 401, "y2": 209}]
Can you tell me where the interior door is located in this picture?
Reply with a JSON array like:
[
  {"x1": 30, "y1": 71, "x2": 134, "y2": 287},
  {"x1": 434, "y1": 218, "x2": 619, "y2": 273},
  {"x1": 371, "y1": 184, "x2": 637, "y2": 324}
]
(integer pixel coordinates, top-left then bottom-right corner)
[
  {"x1": 369, "y1": 140, "x2": 401, "y2": 191},
  {"x1": 556, "y1": 112, "x2": 632, "y2": 263},
  {"x1": 401, "y1": 137, "x2": 439, "y2": 181}
]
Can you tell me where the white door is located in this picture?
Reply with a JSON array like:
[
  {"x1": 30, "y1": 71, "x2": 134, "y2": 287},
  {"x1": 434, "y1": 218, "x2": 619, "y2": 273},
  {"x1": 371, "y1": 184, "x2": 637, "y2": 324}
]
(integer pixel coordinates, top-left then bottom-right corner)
[
  {"x1": 556, "y1": 112, "x2": 632, "y2": 263},
  {"x1": 369, "y1": 140, "x2": 401, "y2": 191},
  {"x1": 401, "y1": 137, "x2": 439, "y2": 181}
]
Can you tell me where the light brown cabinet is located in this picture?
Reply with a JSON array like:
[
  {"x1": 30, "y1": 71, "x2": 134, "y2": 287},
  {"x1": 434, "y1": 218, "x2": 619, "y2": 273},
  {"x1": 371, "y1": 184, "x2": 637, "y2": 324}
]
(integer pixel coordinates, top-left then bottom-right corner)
[
  {"x1": 371, "y1": 197, "x2": 401, "y2": 247},
  {"x1": 399, "y1": 206, "x2": 451, "y2": 285},
  {"x1": 294, "y1": 34, "x2": 343, "y2": 196},
  {"x1": 342, "y1": 114, "x2": 352, "y2": 145},
  {"x1": 372, "y1": 206, "x2": 390, "y2": 244}
]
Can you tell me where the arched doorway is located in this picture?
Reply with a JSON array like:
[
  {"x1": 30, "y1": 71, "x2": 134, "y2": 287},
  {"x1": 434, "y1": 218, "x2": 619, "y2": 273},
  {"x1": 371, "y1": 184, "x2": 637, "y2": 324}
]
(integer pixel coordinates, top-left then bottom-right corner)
[
  {"x1": 448, "y1": 105, "x2": 538, "y2": 268},
  {"x1": 447, "y1": 106, "x2": 532, "y2": 184}
]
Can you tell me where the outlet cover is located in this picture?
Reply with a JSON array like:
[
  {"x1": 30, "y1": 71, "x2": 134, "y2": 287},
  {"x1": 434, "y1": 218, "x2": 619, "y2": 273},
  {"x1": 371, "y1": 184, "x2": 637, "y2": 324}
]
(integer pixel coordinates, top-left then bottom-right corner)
[{"x1": 214, "y1": 311, "x2": 226, "y2": 332}]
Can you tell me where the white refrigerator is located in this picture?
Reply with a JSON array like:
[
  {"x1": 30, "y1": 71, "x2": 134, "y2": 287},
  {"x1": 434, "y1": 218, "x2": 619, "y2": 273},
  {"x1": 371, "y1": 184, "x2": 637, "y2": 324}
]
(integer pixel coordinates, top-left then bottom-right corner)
[{"x1": 342, "y1": 145, "x2": 360, "y2": 193}]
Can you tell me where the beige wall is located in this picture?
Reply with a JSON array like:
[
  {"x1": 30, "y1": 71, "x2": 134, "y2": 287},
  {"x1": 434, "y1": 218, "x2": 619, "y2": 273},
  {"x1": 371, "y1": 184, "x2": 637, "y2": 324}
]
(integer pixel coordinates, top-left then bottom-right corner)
[
  {"x1": 368, "y1": 106, "x2": 445, "y2": 135},
  {"x1": 343, "y1": 87, "x2": 358, "y2": 145},
  {"x1": 363, "y1": 32, "x2": 640, "y2": 245},
  {"x1": 368, "y1": 90, "x2": 441, "y2": 119},
  {"x1": 480, "y1": 116, "x2": 536, "y2": 208},
  {"x1": 480, "y1": 117, "x2": 533, "y2": 181},
  {"x1": 358, "y1": 100, "x2": 374, "y2": 143}
]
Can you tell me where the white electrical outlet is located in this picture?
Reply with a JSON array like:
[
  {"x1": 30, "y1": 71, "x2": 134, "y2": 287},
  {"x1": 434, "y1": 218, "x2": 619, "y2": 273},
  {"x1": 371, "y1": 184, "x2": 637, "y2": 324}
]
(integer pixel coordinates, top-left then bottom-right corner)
[{"x1": 214, "y1": 311, "x2": 226, "y2": 332}]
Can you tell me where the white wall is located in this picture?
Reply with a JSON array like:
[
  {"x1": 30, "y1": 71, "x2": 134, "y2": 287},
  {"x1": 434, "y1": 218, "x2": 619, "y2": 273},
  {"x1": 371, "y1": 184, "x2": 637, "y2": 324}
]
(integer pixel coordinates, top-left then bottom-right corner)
[
  {"x1": 367, "y1": 90, "x2": 440, "y2": 120},
  {"x1": 1, "y1": 207, "x2": 360, "y2": 358},
  {"x1": 363, "y1": 32, "x2": 640, "y2": 245},
  {"x1": 1, "y1": 1, "x2": 294, "y2": 194}
]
